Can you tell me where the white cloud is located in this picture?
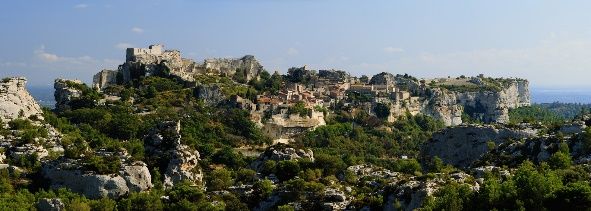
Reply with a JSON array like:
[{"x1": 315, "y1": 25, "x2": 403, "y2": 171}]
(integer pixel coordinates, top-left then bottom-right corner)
[
  {"x1": 115, "y1": 43, "x2": 134, "y2": 50},
  {"x1": 131, "y1": 27, "x2": 144, "y2": 34},
  {"x1": 287, "y1": 47, "x2": 299, "y2": 56},
  {"x1": 384, "y1": 47, "x2": 404, "y2": 53},
  {"x1": 34, "y1": 45, "x2": 96, "y2": 64},
  {"x1": 34, "y1": 45, "x2": 60, "y2": 62},
  {"x1": 74, "y1": 4, "x2": 88, "y2": 9}
]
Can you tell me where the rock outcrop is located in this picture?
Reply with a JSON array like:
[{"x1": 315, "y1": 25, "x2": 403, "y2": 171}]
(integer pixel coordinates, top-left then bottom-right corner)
[
  {"x1": 94, "y1": 44, "x2": 263, "y2": 89},
  {"x1": 202, "y1": 55, "x2": 263, "y2": 82},
  {"x1": 194, "y1": 84, "x2": 225, "y2": 106},
  {"x1": 145, "y1": 121, "x2": 203, "y2": 188},
  {"x1": 37, "y1": 198, "x2": 65, "y2": 211},
  {"x1": 262, "y1": 110, "x2": 326, "y2": 140},
  {"x1": 251, "y1": 145, "x2": 314, "y2": 172},
  {"x1": 163, "y1": 143, "x2": 202, "y2": 188},
  {"x1": 369, "y1": 72, "x2": 396, "y2": 86},
  {"x1": 92, "y1": 69, "x2": 118, "y2": 90},
  {"x1": 422, "y1": 78, "x2": 530, "y2": 126},
  {"x1": 42, "y1": 158, "x2": 152, "y2": 199},
  {"x1": 422, "y1": 125, "x2": 535, "y2": 168},
  {"x1": 383, "y1": 173, "x2": 479, "y2": 211},
  {"x1": 53, "y1": 79, "x2": 84, "y2": 111},
  {"x1": 0, "y1": 77, "x2": 43, "y2": 121}
]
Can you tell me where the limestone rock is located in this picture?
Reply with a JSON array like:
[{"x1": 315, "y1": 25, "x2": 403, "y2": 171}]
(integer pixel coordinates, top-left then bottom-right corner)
[
  {"x1": 53, "y1": 79, "x2": 84, "y2": 111},
  {"x1": 145, "y1": 121, "x2": 203, "y2": 188},
  {"x1": 92, "y1": 69, "x2": 118, "y2": 90},
  {"x1": 109, "y1": 44, "x2": 263, "y2": 86},
  {"x1": 251, "y1": 145, "x2": 314, "y2": 172},
  {"x1": 422, "y1": 78, "x2": 530, "y2": 126},
  {"x1": 42, "y1": 158, "x2": 152, "y2": 199},
  {"x1": 194, "y1": 84, "x2": 225, "y2": 106},
  {"x1": 122, "y1": 161, "x2": 153, "y2": 192},
  {"x1": 369, "y1": 72, "x2": 396, "y2": 86},
  {"x1": 322, "y1": 188, "x2": 349, "y2": 210},
  {"x1": 0, "y1": 77, "x2": 43, "y2": 121},
  {"x1": 163, "y1": 144, "x2": 203, "y2": 188},
  {"x1": 203, "y1": 55, "x2": 263, "y2": 82},
  {"x1": 37, "y1": 198, "x2": 65, "y2": 211}
]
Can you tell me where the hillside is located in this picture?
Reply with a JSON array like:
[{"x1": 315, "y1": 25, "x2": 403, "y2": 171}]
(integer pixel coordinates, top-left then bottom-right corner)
[{"x1": 0, "y1": 45, "x2": 590, "y2": 210}]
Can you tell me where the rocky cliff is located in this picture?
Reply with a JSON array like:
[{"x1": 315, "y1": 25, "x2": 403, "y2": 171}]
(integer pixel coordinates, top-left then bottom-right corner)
[
  {"x1": 53, "y1": 79, "x2": 84, "y2": 111},
  {"x1": 422, "y1": 78, "x2": 530, "y2": 126},
  {"x1": 0, "y1": 77, "x2": 43, "y2": 121}
]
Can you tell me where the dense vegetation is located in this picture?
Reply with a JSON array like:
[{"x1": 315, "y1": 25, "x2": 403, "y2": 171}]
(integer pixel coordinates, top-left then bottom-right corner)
[
  {"x1": 509, "y1": 103, "x2": 591, "y2": 125},
  {"x1": 3, "y1": 71, "x2": 591, "y2": 210}
]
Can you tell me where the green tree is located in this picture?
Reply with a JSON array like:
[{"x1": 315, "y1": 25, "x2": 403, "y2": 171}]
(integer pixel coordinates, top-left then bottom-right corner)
[
  {"x1": 206, "y1": 168, "x2": 233, "y2": 191},
  {"x1": 373, "y1": 103, "x2": 391, "y2": 119}
]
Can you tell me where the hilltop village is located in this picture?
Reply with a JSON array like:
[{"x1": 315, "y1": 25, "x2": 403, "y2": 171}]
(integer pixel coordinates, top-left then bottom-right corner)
[
  {"x1": 2, "y1": 44, "x2": 591, "y2": 210},
  {"x1": 93, "y1": 44, "x2": 529, "y2": 141}
]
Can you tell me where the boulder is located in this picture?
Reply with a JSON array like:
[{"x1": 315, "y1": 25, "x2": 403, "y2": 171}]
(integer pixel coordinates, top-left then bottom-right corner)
[
  {"x1": 163, "y1": 144, "x2": 203, "y2": 188},
  {"x1": 251, "y1": 145, "x2": 314, "y2": 172},
  {"x1": 42, "y1": 158, "x2": 152, "y2": 199},
  {"x1": 37, "y1": 198, "x2": 65, "y2": 211}
]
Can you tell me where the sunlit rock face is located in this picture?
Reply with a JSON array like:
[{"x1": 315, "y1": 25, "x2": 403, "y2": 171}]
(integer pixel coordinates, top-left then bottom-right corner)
[
  {"x1": 421, "y1": 79, "x2": 530, "y2": 126},
  {"x1": 53, "y1": 78, "x2": 84, "y2": 112}
]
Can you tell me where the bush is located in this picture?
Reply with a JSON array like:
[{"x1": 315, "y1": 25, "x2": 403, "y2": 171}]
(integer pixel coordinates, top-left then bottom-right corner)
[
  {"x1": 84, "y1": 155, "x2": 121, "y2": 174},
  {"x1": 206, "y1": 168, "x2": 233, "y2": 191}
]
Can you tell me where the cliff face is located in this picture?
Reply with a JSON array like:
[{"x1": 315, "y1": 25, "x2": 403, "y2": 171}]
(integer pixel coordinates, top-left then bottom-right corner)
[
  {"x1": 423, "y1": 79, "x2": 530, "y2": 126},
  {"x1": 262, "y1": 111, "x2": 326, "y2": 140},
  {"x1": 54, "y1": 79, "x2": 84, "y2": 112},
  {"x1": 0, "y1": 77, "x2": 43, "y2": 121},
  {"x1": 201, "y1": 55, "x2": 263, "y2": 82}
]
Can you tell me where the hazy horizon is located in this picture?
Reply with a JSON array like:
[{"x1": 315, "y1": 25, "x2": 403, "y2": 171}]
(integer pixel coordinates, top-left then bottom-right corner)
[{"x1": 3, "y1": 0, "x2": 591, "y2": 90}]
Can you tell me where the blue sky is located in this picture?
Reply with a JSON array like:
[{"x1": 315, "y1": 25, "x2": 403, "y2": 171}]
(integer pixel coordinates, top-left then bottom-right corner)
[{"x1": 2, "y1": 0, "x2": 591, "y2": 89}]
